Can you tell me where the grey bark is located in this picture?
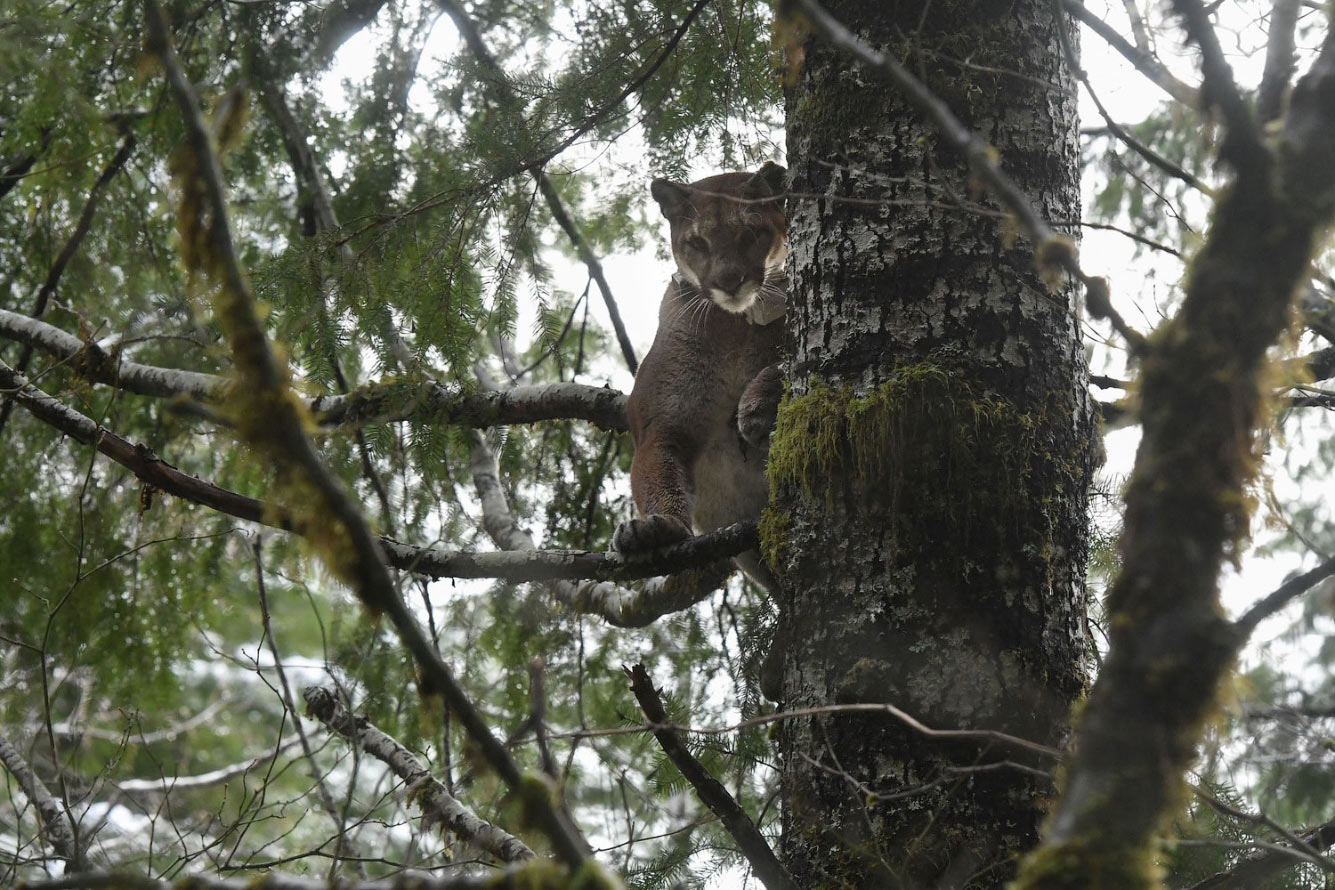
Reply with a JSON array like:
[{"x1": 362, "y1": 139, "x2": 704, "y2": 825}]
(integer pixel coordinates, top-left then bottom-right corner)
[{"x1": 773, "y1": 0, "x2": 1094, "y2": 886}]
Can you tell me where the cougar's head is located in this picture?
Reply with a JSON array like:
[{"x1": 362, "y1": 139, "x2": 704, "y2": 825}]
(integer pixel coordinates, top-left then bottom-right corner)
[{"x1": 651, "y1": 163, "x2": 787, "y2": 315}]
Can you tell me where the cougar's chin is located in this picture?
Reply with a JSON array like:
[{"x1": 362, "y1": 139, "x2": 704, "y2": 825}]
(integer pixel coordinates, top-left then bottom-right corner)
[{"x1": 710, "y1": 283, "x2": 758, "y2": 314}]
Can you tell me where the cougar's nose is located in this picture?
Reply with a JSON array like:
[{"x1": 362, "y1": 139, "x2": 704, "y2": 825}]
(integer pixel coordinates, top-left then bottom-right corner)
[{"x1": 714, "y1": 271, "x2": 745, "y2": 295}]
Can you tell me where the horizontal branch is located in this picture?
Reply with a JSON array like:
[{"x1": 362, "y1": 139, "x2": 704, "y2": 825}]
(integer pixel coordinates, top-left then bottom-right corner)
[
  {"x1": 466, "y1": 430, "x2": 738, "y2": 625},
  {"x1": 0, "y1": 307, "x2": 629, "y2": 431},
  {"x1": 303, "y1": 686, "x2": 535, "y2": 863},
  {"x1": 0, "y1": 356, "x2": 740, "y2": 586},
  {"x1": 18, "y1": 865, "x2": 552, "y2": 890},
  {"x1": 116, "y1": 737, "x2": 303, "y2": 793},
  {"x1": 312, "y1": 380, "x2": 627, "y2": 432}
]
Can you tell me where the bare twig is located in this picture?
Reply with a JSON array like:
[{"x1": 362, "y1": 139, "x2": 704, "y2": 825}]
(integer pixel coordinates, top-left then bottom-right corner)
[
  {"x1": 625, "y1": 665, "x2": 798, "y2": 890},
  {"x1": 253, "y1": 542, "x2": 367, "y2": 877},
  {"x1": 0, "y1": 735, "x2": 86, "y2": 870},
  {"x1": 302, "y1": 687, "x2": 536, "y2": 863}
]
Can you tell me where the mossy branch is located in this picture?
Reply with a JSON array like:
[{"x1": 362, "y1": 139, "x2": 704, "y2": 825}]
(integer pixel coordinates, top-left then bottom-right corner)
[
  {"x1": 1014, "y1": 22, "x2": 1335, "y2": 890},
  {"x1": 142, "y1": 0, "x2": 595, "y2": 872}
]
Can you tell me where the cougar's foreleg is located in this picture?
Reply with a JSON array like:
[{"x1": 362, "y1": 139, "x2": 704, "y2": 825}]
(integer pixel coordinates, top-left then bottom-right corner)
[{"x1": 613, "y1": 434, "x2": 694, "y2": 553}]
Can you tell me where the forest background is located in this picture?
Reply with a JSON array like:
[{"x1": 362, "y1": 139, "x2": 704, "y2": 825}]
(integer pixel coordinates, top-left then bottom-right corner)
[{"x1": 1, "y1": 0, "x2": 1334, "y2": 888}]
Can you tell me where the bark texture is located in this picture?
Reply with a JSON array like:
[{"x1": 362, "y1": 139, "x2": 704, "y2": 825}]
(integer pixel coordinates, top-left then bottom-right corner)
[{"x1": 771, "y1": 1, "x2": 1094, "y2": 886}]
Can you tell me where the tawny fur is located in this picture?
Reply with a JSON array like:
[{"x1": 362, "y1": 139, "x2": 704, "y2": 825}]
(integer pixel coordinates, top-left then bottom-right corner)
[{"x1": 613, "y1": 165, "x2": 787, "y2": 593}]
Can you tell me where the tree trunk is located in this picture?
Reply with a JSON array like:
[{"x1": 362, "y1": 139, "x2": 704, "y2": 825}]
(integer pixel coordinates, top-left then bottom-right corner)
[{"x1": 768, "y1": 1, "x2": 1095, "y2": 886}]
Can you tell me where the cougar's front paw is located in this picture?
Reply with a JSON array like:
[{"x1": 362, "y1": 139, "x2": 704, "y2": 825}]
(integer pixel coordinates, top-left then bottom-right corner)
[
  {"x1": 737, "y1": 364, "x2": 783, "y2": 449},
  {"x1": 613, "y1": 514, "x2": 692, "y2": 554},
  {"x1": 737, "y1": 398, "x2": 779, "y2": 449}
]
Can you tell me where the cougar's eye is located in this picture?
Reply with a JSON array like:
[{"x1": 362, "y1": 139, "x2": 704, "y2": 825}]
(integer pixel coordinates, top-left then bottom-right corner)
[{"x1": 685, "y1": 235, "x2": 708, "y2": 253}]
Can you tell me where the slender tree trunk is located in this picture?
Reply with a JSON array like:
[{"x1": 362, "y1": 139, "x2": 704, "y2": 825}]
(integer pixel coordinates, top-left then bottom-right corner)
[{"x1": 768, "y1": 1, "x2": 1095, "y2": 886}]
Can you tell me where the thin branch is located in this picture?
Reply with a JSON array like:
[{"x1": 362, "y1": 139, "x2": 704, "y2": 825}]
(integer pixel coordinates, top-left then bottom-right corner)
[
  {"x1": 516, "y1": 0, "x2": 714, "y2": 175},
  {"x1": 253, "y1": 542, "x2": 367, "y2": 877},
  {"x1": 1234, "y1": 555, "x2": 1335, "y2": 637},
  {"x1": 0, "y1": 127, "x2": 53, "y2": 203},
  {"x1": 302, "y1": 687, "x2": 536, "y2": 863},
  {"x1": 0, "y1": 735, "x2": 86, "y2": 870},
  {"x1": 115, "y1": 737, "x2": 303, "y2": 793},
  {"x1": 1192, "y1": 785, "x2": 1335, "y2": 875},
  {"x1": 19, "y1": 867, "x2": 545, "y2": 890},
  {"x1": 543, "y1": 701, "x2": 1063, "y2": 759},
  {"x1": 1061, "y1": 0, "x2": 1200, "y2": 106},
  {"x1": 1184, "y1": 819, "x2": 1335, "y2": 890},
  {"x1": 0, "y1": 305, "x2": 630, "y2": 430},
  {"x1": 1058, "y1": 14, "x2": 1212, "y2": 196},
  {"x1": 625, "y1": 665, "x2": 798, "y2": 890},
  {"x1": 0, "y1": 132, "x2": 136, "y2": 437},
  {"x1": 433, "y1": 0, "x2": 639, "y2": 375}
]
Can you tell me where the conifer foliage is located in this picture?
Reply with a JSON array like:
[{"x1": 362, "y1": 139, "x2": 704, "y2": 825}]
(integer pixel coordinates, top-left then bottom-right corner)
[{"x1": 1, "y1": 0, "x2": 1334, "y2": 888}]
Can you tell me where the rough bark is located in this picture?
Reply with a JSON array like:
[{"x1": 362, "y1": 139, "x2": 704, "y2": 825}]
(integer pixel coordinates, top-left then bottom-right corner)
[{"x1": 770, "y1": 1, "x2": 1094, "y2": 886}]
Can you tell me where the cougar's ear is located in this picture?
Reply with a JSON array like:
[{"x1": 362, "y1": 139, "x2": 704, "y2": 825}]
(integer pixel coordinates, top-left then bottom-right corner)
[
  {"x1": 744, "y1": 161, "x2": 787, "y2": 198},
  {"x1": 651, "y1": 179, "x2": 693, "y2": 221}
]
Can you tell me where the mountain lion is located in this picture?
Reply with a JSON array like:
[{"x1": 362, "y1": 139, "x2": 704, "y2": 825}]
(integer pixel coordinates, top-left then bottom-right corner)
[{"x1": 612, "y1": 163, "x2": 787, "y2": 594}]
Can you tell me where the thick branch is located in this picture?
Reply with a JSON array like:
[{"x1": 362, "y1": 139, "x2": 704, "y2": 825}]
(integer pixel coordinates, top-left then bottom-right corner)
[
  {"x1": 626, "y1": 665, "x2": 797, "y2": 890},
  {"x1": 467, "y1": 430, "x2": 736, "y2": 625},
  {"x1": 144, "y1": 2, "x2": 591, "y2": 868},
  {"x1": 1170, "y1": 0, "x2": 1264, "y2": 167},
  {"x1": 1257, "y1": 0, "x2": 1302, "y2": 124},
  {"x1": 1014, "y1": 23, "x2": 1335, "y2": 890},
  {"x1": 0, "y1": 354, "x2": 745, "y2": 584},
  {"x1": 0, "y1": 736, "x2": 86, "y2": 870},
  {"x1": 1061, "y1": 0, "x2": 1200, "y2": 106},
  {"x1": 302, "y1": 686, "x2": 535, "y2": 863},
  {"x1": 0, "y1": 306, "x2": 629, "y2": 430}
]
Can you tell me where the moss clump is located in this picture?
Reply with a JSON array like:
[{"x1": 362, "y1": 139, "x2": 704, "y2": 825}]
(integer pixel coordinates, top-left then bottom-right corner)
[
  {"x1": 757, "y1": 503, "x2": 792, "y2": 576},
  {"x1": 1011, "y1": 834, "x2": 1164, "y2": 890},
  {"x1": 765, "y1": 357, "x2": 1042, "y2": 551}
]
